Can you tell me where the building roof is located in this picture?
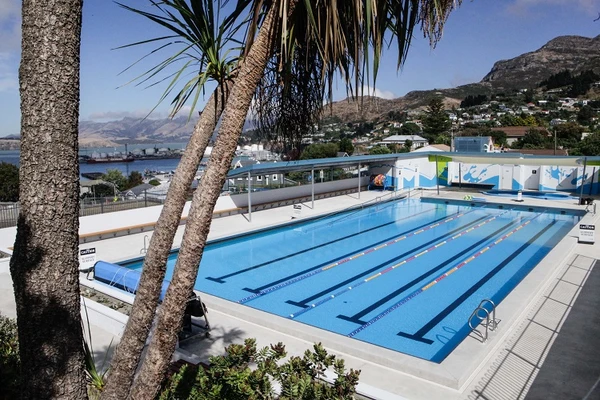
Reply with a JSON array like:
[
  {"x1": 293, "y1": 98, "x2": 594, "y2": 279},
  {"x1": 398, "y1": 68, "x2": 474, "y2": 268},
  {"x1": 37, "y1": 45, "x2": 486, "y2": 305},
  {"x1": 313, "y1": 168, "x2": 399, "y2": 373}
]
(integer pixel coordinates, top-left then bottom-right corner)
[
  {"x1": 505, "y1": 149, "x2": 569, "y2": 156},
  {"x1": 491, "y1": 126, "x2": 550, "y2": 138},
  {"x1": 381, "y1": 135, "x2": 427, "y2": 143},
  {"x1": 412, "y1": 144, "x2": 450, "y2": 153}
]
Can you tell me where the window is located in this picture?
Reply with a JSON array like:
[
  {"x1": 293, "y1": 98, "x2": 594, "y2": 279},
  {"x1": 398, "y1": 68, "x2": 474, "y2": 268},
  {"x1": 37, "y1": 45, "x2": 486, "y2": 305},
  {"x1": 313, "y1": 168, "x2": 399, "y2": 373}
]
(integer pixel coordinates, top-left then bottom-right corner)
[
  {"x1": 272, "y1": 175, "x2": 278, "y2": 181},
  {"x1": 257, "y1": 175, "x2": 262, "y2": 181}
]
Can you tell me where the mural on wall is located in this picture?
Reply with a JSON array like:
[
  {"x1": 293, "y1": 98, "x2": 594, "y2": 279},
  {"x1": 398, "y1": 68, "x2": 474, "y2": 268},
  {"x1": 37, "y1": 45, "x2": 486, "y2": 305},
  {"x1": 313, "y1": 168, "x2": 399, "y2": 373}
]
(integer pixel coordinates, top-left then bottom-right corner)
[
  {"x1": 398, "y1": 161, "x2": 418, "y2": 189},
  {"x1": 452, "y1": 164, "x2": 500, "y2": 188},
  {"x1": 541, "y1": 166, "x2": 579, "y2": 192}
]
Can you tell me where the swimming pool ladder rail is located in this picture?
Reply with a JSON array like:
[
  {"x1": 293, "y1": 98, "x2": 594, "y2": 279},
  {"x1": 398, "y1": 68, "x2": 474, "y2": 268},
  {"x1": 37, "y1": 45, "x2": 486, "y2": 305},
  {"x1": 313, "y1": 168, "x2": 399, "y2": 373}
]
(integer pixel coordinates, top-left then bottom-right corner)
[{"x1": 468, "y1": 299, "x2": 499, "y2": 343}]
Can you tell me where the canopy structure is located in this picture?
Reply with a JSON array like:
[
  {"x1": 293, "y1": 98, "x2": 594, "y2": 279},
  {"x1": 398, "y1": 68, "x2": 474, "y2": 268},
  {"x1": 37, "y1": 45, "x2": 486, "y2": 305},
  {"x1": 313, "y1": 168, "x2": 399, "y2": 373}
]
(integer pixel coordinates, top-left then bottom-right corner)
[
  {"x1": 427, "y1": 153, "x2": 600, "y2": 167},
  {"x1": 224, "y1": 151, "x2": 600, "y2": 222}
]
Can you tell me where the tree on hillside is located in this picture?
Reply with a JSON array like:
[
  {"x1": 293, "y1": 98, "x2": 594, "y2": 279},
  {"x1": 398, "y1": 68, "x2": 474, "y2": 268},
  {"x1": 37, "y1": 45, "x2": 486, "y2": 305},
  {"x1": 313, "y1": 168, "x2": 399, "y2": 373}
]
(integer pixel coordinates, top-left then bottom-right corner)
[
  {"x1": 105, "y1": 1, "x2": 463, "y2": 398},
  {"x1": 10, "y1": 0, "x2": 87, "y2": 398},
  {"x1": 577, "y1": 105, "x2": 595, "y2": 126},
  {"x1": 126, "y1": 171, "x2": 144, "y2": 189},
  {"x1": 370, "y1": 145, "x2": 392, "y2": 155},
  {"x1": 575, "y1": 132, "x2": 600, "y2": 156},
  {"x1": 400, "y1": 122, "x2": 421, "y2": 135},
  {"x1": 555, "y1": 122, "x2": 584, "y2": 150},
  {"x1": 102, "y1": 169, "x2": 127, "y2": 192},
  {"x1": 422, "y1": 97, "x2": 451, "y2": 143},
  {"x1": 0, "y1": 162, "x2": 19, "y2": 202},
  {"x1": 300, "y1": 143, "x2": 339, "y2": 159},
  {"x1": 512, "y1": 128, "x2": 552, "y2": 149},
  {"x1": 339, "y1": 137, "x2": 354, "y2": 155}
]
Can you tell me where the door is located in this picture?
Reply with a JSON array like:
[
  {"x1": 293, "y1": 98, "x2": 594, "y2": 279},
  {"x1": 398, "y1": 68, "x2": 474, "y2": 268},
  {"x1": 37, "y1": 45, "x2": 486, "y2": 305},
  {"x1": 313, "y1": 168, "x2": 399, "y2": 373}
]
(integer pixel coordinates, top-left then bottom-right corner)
[{"x1": 500, "y1": 165, "x2": 513, "y2": 190}]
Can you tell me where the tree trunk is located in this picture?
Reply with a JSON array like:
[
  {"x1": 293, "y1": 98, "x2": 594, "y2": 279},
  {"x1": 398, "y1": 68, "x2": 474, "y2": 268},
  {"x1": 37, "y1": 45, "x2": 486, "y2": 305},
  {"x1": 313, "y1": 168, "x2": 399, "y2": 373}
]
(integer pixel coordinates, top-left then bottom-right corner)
[
  {"x1": 10, "y1": 1, "x2": 86, "y2": 399},
  {"x1": 128, "y1": 2, "x2": 297, "y2": 398},
  {"x1": 101, "y1": 88, "x2": 226, "y2": 400}
]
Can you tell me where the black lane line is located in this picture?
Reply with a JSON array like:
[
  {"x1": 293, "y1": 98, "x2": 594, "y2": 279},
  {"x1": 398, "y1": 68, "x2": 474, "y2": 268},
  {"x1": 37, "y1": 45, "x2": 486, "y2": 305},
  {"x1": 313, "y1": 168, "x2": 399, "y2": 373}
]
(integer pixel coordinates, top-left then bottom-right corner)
[
  {"x1": 396, "y1": 220, "x2": 557, "y2": 345},
  {"x1": 205, "y1": 207, "x2": 437, "y2": 283},
  {"x1": 285, "y1": 214, "x2": 490, "y2": 308},
  {"x1": 239, "y1": 211, "x2": 460, "y2": 293},
  {"x1": 337, "y1": 218, "x2": 520, "y2": 325}
]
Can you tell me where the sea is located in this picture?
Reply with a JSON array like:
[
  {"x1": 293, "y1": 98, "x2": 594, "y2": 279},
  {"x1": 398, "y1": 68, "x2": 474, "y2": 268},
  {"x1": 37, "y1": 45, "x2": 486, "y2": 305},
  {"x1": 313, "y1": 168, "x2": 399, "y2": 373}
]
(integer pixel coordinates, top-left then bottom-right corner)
[
  {"x1": 0, "y1": 142, "x2": 262, "y2": 179},
  {"x1": 0, "y1": 143, "x2": 206, "y2": 178}
]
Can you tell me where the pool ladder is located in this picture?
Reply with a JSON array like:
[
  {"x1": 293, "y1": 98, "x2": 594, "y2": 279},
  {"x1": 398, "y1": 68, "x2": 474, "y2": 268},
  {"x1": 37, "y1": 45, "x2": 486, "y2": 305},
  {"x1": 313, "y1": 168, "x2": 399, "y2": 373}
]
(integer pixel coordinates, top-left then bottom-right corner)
[{"x1": 468, "y1": 299, "x2": 499, "y2": 343}]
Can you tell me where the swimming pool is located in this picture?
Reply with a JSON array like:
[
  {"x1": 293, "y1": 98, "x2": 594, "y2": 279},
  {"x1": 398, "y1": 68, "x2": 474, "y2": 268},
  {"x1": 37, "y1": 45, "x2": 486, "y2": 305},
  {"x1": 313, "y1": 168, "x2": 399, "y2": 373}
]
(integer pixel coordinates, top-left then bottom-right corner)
[{"x1": 122, "y1": 198, "x2": 581, "y2": 362}]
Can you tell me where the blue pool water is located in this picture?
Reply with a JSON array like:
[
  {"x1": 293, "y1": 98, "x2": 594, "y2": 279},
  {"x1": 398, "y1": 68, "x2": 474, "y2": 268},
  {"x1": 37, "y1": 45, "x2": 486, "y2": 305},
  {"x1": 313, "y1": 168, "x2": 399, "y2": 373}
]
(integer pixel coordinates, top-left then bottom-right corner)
[{"x1": 122, "y1": 199, "x2": 581, "y2": 362}]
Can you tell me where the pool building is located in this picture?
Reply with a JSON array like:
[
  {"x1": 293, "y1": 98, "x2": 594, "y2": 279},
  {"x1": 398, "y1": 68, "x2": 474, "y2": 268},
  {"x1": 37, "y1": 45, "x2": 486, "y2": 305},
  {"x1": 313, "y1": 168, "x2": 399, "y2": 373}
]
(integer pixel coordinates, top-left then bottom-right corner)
[{"x1": 1, "y1": 151, "x2": 599, "y2": 399}]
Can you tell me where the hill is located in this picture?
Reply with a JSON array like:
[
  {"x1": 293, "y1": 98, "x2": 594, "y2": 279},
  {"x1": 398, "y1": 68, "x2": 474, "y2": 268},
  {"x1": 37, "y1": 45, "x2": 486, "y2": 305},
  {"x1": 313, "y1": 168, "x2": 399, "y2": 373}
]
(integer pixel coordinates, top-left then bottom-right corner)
[
  {"x1": 481, "y1": 35, "x2": 600, "y2": 90},
  {"x1": 7, "y1": 34, "x2": 591, "y2": 145}
]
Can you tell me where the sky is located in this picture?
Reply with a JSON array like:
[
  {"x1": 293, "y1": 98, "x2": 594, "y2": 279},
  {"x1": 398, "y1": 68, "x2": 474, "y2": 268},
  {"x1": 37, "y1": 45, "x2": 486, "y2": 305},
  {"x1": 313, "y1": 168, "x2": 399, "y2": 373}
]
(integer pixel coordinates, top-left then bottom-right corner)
[{"x1": 0, "y1": 0, "x2": 599, "y2": 136}]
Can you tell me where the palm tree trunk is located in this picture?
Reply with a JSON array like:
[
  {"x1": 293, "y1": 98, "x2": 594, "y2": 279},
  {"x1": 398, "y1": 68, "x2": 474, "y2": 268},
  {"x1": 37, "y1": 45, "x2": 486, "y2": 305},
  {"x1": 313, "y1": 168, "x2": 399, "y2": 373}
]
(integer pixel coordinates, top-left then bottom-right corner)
[
  {"x1": 10, "y1": 1, "x2": 86, "y2": 399},
  {"x1": 128, "y1": 1, "x2": 298, "y2": 398},
  {"x1": 101, "y1": 87, "x2": 226, "y2": 400}
]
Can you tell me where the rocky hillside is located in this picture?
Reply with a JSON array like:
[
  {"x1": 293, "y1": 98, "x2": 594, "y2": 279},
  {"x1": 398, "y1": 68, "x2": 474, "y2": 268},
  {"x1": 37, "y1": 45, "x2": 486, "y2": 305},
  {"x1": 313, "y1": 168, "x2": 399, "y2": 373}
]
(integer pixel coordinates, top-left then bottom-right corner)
[
  {"x1": 78, "y1": 116, "x2": 199, "y2": 147},
  {"x1": 482, "y1": 35, "x2": 600, "y2": 90}
]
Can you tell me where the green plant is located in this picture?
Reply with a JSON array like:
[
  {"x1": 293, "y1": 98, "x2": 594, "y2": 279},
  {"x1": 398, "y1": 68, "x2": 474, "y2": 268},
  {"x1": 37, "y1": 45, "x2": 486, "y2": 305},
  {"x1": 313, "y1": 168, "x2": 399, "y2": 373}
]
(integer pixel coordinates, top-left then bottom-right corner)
[
  {"x1": 0, "y1": 162, "x2": 19, "y2": 202},
  {"x1": 0, "y1": 313, "x2": 20, "y2": 399},
  {"x1": 81, "y1": 299, "x2": 112, "y2": 395},
  {"x1": 159, "y1": 339, "x2": 360, "y2": 400}
]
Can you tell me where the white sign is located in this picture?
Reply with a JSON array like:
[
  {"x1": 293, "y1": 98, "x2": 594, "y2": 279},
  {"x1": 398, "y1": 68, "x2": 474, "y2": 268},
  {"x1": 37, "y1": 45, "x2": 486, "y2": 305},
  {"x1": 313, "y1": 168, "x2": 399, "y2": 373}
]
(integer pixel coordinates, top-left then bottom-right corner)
[
  {"x1": 579, "y1": 224, "x2": 595, "y2": 244},
  {"x1": 79, "y1": 248, "x2": 96, "y2": 271},
  {"x1": 292, "y1": 204, "x2": 302, "y2": 219},
  {"x1": 319, "y1": 170, "x2": 324, "y2": 179}
]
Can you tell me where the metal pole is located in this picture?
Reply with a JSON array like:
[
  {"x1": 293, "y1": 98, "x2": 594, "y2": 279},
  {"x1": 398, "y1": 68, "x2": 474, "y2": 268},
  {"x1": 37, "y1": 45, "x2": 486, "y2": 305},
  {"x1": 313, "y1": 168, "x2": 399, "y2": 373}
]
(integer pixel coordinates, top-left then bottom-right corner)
[
  {"x1": 579, "y1": 157, "x2": 587, "y2": 204},
  {"x1": 435, "y1": 155, "x2": 440, "y2": 195},
  {"x1": 579, "y1": 157, "x2": 587, "y2": 205},
  {"x1": 311, "y1": 167, "x2": 315, "y2": 209},
  {"x1": 247, "y1": 171, "x2": 252, "y2": 222},
  {"x1": 590, "y1": 167, "x2": 596, "y2": 196},
  {"x1": 459, "y1": 163, "x2": 462, "y2": 189},
  {"x1": 358, "y1": 163, "x2": 361, "y2": 199}
]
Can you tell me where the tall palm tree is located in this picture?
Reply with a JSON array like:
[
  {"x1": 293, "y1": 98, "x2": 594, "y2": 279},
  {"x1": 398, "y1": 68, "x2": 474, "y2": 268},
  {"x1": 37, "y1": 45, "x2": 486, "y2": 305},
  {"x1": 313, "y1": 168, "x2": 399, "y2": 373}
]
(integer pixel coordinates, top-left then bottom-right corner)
[
  {"x1": 101, "y1": 1, "x2": 251, "y2": 398},
  {"x1": 11, "y1": 0, "x2": 87, "y2": 398},
  {"x1": 128, "y1": 1, "x2": 462, "y2": 399}
]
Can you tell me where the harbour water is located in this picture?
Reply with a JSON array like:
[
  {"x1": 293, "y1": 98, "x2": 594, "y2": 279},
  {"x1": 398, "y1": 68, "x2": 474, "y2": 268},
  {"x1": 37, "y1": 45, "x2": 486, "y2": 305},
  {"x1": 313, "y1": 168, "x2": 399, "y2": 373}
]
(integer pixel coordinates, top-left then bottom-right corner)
[{"x1": 0, "y1": 143, "x2": 195, "y2": 177}]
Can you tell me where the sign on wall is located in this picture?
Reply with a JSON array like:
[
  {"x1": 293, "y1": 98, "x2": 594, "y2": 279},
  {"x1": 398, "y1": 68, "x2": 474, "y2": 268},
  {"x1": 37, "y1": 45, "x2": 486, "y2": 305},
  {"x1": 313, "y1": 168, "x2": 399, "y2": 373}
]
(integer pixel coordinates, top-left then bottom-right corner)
[
  {"x1": 579, "y1": 224, "x2": 595, "y2": 244},
  {"x1": 79, "y1": 248, "x2": 96, "y2": 271}
]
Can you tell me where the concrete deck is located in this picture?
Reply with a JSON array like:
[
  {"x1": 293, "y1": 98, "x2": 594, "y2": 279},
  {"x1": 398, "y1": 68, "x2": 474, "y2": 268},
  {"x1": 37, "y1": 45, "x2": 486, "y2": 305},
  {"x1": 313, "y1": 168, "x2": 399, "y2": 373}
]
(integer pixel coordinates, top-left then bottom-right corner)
[{"x1": 1, "y1": 188, "x2": 599, "y2": 399}]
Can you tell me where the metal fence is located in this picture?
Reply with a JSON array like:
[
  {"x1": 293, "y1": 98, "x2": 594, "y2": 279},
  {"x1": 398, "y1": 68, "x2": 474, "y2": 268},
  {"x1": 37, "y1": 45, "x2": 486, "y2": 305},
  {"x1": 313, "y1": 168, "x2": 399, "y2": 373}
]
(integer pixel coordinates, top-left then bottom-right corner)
[{"x1": 0, "y1": 194, "x2": 166, "y2": 229}]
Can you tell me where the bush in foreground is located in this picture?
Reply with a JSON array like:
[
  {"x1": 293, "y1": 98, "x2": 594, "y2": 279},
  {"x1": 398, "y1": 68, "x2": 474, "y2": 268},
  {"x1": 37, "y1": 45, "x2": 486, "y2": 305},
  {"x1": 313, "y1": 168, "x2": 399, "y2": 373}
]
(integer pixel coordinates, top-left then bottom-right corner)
[{"x1": 159, "y1": 339, "x2": 360, "y2": 400}]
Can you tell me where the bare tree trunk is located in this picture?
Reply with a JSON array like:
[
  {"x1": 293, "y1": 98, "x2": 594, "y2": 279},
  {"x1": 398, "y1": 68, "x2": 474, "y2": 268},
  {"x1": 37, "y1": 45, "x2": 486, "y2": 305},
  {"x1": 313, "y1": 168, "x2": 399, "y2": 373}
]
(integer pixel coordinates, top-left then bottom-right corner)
[
  {"x1": 102, "y1": 87, "x2": 226, "y2": 400},
  {"x1": 10, "y1": 1, "x2": 86, "y2": 399},
  {"x1": 128, "y1": 2, "x2": 298, "y2": 398}
]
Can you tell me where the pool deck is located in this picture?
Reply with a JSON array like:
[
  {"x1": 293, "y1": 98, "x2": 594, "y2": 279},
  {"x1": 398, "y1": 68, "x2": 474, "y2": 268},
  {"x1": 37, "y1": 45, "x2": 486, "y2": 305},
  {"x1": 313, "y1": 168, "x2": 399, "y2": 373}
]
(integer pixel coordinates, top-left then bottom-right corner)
[{"x1": 1, "y1": 188, "x2": 599, "y2": 399}]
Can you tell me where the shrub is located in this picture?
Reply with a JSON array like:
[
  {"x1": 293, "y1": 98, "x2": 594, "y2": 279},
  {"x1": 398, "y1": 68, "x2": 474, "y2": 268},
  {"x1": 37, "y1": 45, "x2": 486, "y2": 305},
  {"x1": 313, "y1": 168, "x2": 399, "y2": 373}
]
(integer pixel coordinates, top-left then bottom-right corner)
[
  {"x1": 159, "y1": 339, "x2": 360, "y2": 400},
  {"x1": 0, "y1": 314, "x2": 20, "y2": 399}
]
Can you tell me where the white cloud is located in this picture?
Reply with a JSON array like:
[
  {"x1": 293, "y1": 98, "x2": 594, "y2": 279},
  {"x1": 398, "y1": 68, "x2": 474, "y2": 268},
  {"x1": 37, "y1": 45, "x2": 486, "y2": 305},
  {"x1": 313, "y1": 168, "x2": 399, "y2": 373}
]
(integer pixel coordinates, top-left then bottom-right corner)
[
  {"x1": 361, "y1": 85, "x2": 397, "y2": 100},
  {"x1": 507, "y1": 0, "x2": 597, "y2": 15},
  {"x1": 0, "y1": 0, "x2": 21, "y2": 53}
]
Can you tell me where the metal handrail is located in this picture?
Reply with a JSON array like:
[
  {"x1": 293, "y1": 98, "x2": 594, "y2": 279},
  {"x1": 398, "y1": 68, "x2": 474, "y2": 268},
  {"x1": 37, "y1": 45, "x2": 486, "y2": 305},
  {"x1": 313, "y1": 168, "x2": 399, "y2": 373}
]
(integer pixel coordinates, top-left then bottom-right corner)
[{"x1": 469, "y1": 298, "x2": 498, "y2": 343}]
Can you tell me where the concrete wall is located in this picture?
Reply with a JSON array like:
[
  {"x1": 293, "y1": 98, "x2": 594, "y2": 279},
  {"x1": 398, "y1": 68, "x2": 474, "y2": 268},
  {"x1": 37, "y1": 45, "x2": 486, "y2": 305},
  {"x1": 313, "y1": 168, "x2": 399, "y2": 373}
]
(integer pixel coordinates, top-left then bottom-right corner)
[{"x1": 227, "y1": 177, "x2": 370, "y2": 208}]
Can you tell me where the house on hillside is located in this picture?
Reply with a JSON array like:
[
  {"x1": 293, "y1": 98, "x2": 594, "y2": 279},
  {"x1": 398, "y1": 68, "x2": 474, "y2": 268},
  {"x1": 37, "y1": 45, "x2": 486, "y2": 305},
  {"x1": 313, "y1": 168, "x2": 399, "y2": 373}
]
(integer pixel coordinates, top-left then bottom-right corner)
[
  {"x1": 378, "y1": 135, "x2": 428, "y2": 150},
  {"x1": 491, "y1": 126, "x2": 551, "y2": 146}
]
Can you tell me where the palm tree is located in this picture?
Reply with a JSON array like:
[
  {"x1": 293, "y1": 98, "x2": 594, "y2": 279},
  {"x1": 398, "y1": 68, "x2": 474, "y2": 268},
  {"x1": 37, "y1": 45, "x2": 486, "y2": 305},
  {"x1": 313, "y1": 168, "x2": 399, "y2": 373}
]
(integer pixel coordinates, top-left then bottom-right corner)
[
  {"x1": 10, "y1": 0, "x2": 87, "y2": 398},
  {"x1": 127, "y1": 1, "x2": 462, "y2": 399},
  {"x1": 101, "y1": 1, "x2": 251, "y2": 399}
]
